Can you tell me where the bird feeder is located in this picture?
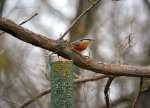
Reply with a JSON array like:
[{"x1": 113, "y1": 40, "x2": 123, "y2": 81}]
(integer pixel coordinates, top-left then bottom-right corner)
[{"x1": 50, "y1": 54, "x2": 74, "y2": 108}]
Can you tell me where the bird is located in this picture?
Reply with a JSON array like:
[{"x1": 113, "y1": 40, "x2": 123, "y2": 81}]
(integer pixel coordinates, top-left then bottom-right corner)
[{"x1": 72, "y1": 38, "x2": 95, "y2": 52}]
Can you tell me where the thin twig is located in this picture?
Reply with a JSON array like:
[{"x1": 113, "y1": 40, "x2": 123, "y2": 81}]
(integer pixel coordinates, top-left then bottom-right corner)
[
  {"x1": 2, "y1": 98, "x2": 20, "y2": 106},
  {"x1": 117, "y1": 18, "x2": 135, "y2": 64},
  {"x1": 59, "y1": 0, "x2": 101, "y2": 40},
  {"x1": 132, "y1": 77, "x2": 143, "y2": 108},
  {"x1": 88, "y1": 0, "x2": 94, "y2": 4},
  {"x1": 19, "y1": 13, "x2": 38, "y2": 25},
  {"x1": 41, "y1": 70, "x2": 50, "y2": 81},
  {"x1": 128, "y1": 17, "x2": 135, "y2": 47},
  {"x1": 74, "y1": 74, "x2": 108, "y2": 84},
  {"x1": 18, "y1": 88, "x2": 51, "y2": 108},
  {"x1": 104, "y1": 76, "x2": 115, "y2": 108},
  {"x1": 0, "y1": 13, "x2": 38, "y2": 35}
]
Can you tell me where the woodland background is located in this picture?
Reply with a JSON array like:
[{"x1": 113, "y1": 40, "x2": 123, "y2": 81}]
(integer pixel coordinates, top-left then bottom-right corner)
[{"x1": 0, "y1": 0, "x2": 150, "y2": 108}]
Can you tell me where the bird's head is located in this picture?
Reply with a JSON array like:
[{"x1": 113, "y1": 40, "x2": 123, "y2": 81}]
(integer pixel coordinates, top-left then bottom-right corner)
[{"x1": 72, "y1": 38, "x2": 95, "y2": 45}]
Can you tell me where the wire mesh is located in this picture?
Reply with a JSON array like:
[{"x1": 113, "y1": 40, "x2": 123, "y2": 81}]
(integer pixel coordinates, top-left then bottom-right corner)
[{"x1": 50, "y1": 60, "x2": 74, "y2": 108}]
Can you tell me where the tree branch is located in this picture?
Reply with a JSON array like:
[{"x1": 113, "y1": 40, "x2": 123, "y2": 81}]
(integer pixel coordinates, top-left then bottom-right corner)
[
  {"x1": 16, "y1": 75, "x2": 108, "y2": 108},
  {"x1": 2, "y1": 98, "x2": 20, "y2": 106},
  {"x1": 104, "y1": 76, "x2": 115, "y2": 108},
  {"x1": 59, "y1": 0, "x2": 102, "y2": 40},
  {"x1": 18, "y1": 88, "x2": 51, "y2": 108},
  {"x1": 0, "y1": 18, "x2": 150, "y2": 77},
  {"x1": 74, "y1": 74, "x2": 108, "y2": 84}
]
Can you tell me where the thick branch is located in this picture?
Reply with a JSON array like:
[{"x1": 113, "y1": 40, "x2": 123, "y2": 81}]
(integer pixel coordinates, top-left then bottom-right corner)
[
  {"x1": 0, "y1": 13, "x2": 38, "y2": 35},
  {"x1": 0, "y1": 18, "x2": 150, "y2": 77}
]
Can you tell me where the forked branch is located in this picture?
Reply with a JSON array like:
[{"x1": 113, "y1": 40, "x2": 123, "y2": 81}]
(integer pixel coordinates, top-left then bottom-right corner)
[
  {"x1": 59, "y1": 0, "x2": 102, "y2": 40},
  {"x1": 0, "y1": 18, "x2": 150, "y2": 77}
]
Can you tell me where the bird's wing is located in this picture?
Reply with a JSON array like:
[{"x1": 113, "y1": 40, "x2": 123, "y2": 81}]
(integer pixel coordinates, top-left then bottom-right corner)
[{"x1": 72, "y1": 40, "x2": 81, "y2": 46}]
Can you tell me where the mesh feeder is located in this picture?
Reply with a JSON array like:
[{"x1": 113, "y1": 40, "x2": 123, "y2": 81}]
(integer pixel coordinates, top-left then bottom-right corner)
[{"x1": 50, "y1": 53, "x2": 74, "y2": 108}]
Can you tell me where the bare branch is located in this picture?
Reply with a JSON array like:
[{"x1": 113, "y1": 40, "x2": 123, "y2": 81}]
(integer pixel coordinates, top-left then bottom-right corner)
[
  {"x1": 117, "y1": 18, "x2": 135, "y2": 64},
  {"x1": 2, "y1": 89, "x2": 51, "y2": 108},
  {"x1": 59, "y1": 0, "x2": 101, "y2": 40},
  {"x1": 128, "y1": 17, "x2": 135, "y2": 47},
  {"x1": 2, "y1": 98, "x2": 20, "y2": 106},
  {"x1": 104, "y1": 76, "x2": 115, "y2": 108},
  {"x1": 3, "y1": 75, "x2": 142, "y2": 108},
  {"x1": 88, "y1": 0, "x2": 95, "y2": 4},
  {"x1": 20, "y1": 13, "x2": 38, "y2": 25},
  {"x1": 74, "y1": 74, "x2": 108, "y2": 84},
  {"x1": 131, "y1": 77, "x2": 143, "y2": 108},
  {"x1": 17, "y1": 75, "x2": 107, "y2": 108},
  {"x1": 18, "y1": 88, "x2": 51, "y2": 108},
  {"x1": 1, "y1": 18, "x2": 150, "y2": 77},
  {"x1": 0, "y1": 13, "x2": 38, "y2": 35}
]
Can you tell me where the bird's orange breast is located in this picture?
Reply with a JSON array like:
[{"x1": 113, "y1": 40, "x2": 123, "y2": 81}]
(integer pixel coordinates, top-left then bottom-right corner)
[{"x1": 73, "y1": 41, "x2": 88, "y2": 51}]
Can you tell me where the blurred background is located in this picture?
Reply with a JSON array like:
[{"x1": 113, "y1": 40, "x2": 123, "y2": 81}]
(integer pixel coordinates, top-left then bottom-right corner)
[{"x1": 0, "y1": 0, "x2": 150, "y2": 108}]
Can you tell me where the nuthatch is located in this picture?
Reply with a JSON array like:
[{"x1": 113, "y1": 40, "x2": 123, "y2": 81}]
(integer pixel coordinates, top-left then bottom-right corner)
[{"x1": 72, "y1": 38, "x2": 95, "y2": 52}]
